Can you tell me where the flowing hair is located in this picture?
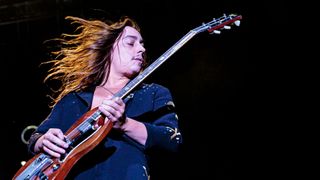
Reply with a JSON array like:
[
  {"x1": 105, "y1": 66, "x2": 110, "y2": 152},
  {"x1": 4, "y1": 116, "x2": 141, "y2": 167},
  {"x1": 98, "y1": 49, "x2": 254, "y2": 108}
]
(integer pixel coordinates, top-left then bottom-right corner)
[{"x1": 43, "y1": 16, "x2": 142, "y2": 107}]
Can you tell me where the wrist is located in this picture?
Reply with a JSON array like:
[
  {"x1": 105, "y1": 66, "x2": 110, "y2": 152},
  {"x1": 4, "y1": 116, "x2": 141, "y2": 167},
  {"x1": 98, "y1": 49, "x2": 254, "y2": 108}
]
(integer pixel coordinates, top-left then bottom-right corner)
[
  {"x1": 34, "y1": 135, "x2": 44, "y2": 153},
  {"x1": 28, "y1": 133, "x2": 43, "y2": 154},
  {"x1": 119, "y1": 117, "x2": 129, "y2": 132}
]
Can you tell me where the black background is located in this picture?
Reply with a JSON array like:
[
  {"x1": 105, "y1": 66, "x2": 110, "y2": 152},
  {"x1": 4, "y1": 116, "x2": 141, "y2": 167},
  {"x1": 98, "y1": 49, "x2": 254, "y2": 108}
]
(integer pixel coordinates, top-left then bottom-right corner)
[{"x1": 0, "y1": 0, "x2": 288, "y2": 179}]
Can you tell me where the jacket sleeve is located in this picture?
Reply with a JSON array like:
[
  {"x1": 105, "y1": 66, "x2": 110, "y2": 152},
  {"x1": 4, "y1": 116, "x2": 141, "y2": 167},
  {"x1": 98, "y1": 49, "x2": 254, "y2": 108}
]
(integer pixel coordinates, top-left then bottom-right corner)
[
  {"x1": 27, "y1": 94, "x2": 71, "y2": 154},
  {"x1": 143, "y1": 85, "x2": 182, "y2": 152}
]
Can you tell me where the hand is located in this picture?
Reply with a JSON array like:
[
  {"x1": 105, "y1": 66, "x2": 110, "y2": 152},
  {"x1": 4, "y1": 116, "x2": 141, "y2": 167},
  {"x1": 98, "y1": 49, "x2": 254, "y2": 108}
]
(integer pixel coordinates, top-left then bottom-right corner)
[
  {"x1": 98, "y1": 96, "x2": 127, "y2": 129},
  {"x1": 36, "y1": 128, "x2": 69, "y2": 158}
]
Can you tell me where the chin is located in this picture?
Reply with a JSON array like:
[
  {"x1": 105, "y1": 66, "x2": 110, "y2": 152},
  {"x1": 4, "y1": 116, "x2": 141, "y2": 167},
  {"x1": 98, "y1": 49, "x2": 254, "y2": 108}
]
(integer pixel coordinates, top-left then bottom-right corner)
[
  {"x1": 132, "y1": 66, "x2": 142, "y2": 73},
  {"x1": 126, "y1": 68, "x2": 141, "y2": 78}
]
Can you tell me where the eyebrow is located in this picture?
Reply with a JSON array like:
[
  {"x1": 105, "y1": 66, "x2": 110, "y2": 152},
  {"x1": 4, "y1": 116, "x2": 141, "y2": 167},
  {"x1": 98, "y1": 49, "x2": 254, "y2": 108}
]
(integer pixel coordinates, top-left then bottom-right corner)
[{"x1": 124, "y1": 35, "x2": 144, "y2": 44}]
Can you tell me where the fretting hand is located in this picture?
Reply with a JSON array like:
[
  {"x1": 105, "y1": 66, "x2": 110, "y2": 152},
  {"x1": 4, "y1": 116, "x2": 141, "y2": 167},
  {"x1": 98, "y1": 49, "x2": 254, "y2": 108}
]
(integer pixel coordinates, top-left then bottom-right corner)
[{"x1": 99, "y1": 96, "x2": 127, "y2": 129}]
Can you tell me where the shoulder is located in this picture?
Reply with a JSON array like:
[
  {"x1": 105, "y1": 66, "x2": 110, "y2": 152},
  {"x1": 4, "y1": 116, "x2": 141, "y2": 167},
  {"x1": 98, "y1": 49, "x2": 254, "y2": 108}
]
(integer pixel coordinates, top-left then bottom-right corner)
[
  {"x1": 57, "y1": 88, "x2": 94, "y2": 107},
  {"x1": 135, "y1": 83, "x2": 173, "y2": 103},
  {"x1": 140, "y1": 83, "x2": 171, "y2": 94}
]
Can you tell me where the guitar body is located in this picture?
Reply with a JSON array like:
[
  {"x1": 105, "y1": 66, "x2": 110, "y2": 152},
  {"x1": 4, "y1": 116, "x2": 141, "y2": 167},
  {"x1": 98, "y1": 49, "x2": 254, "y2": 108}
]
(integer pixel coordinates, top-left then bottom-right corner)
[{"x1": 13, "y1": 107, "x2": 113, "y2": 180}]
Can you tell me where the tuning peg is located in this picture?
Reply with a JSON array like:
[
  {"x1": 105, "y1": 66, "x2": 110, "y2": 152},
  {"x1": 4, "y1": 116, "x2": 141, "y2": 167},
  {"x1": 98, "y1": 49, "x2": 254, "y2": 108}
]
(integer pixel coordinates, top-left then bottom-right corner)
[
  {"x1": 224, "y1": 25, "x2": 231, "y2": 29},
  {"x1": 234, "y1": 20, "x2": 241, "y2": 26},
  {"x1": 210, "y1": 30, "x2": 221, "y2": 34}
]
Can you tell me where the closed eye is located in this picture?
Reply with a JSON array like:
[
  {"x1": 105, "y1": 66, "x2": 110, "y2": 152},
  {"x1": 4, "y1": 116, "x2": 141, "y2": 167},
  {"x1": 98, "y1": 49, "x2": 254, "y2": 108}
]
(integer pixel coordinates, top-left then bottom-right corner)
[{"x1": 123, "y1": 35, "x2": 143, "y2": 47}]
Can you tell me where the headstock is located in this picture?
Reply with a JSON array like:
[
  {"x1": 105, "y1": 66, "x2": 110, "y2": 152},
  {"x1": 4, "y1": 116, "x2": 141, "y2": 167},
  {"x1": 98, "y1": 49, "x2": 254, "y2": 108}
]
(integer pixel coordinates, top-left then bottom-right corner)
[{"x1": 193, "y1": 14, "x2": 242, "y2": 34}]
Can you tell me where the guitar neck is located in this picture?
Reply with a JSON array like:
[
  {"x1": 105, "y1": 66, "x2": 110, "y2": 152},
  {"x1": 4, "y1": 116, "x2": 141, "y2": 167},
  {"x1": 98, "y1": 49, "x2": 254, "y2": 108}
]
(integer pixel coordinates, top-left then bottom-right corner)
[
  {"x1": 115, "y1": 30, "x2": 198, "y2": 99},
  {"x1": 115, "y1": 14, "x2": 242, "y2": 99}
]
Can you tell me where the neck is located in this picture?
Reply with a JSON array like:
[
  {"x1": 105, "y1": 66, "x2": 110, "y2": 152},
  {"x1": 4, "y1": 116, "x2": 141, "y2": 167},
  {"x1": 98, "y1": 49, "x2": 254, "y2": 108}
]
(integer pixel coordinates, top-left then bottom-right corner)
[{"x1": 101, "y1": 76, "x2": 130, "y2": 90}]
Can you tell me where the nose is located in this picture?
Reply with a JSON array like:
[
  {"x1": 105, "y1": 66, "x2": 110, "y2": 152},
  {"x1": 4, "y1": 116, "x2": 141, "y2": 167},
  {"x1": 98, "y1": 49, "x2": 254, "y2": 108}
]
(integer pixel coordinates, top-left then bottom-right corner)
[{"x1": 137, "y1": 43, "x2": 145, "y2": 53}]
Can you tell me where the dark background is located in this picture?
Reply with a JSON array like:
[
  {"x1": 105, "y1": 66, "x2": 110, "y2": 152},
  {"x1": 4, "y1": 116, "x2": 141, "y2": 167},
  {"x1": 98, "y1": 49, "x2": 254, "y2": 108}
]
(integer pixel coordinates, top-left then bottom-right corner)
[{"x1": 0, "y1": 0, "x2": 288, "y2": 179}]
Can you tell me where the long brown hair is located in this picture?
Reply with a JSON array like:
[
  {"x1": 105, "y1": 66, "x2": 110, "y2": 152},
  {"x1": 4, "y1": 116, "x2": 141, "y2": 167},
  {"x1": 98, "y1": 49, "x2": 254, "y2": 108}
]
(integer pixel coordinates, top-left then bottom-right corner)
[{"x1": 43, "y1": 16, "x2": 141, "y2": 107}]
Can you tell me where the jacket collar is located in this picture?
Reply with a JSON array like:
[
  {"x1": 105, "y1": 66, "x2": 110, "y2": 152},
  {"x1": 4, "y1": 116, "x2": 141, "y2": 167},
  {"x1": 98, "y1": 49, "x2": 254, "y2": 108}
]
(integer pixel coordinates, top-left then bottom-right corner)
[{"x1": 74, "y1": 87, "x2": 95, "y2": 107}]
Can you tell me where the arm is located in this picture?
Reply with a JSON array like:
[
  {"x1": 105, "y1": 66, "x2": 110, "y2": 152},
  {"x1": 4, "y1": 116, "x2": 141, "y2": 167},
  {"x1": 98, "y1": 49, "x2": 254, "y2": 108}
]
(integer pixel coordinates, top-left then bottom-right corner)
[
  {"x1": 143, "y1": 85, "x2": 182, "y2": 152},
  {"x1": 28, "y1": 94, "x2": 80, "y2": 157},
  {"x1": 98, "y1": 84, "x2": 182, "y2": 151},
  {"x1": 120, "y1": 117, "x2": 148, "y2": 145},
  {"x1": 126, "y1": 84, "x2": 182, "y2": 152}
]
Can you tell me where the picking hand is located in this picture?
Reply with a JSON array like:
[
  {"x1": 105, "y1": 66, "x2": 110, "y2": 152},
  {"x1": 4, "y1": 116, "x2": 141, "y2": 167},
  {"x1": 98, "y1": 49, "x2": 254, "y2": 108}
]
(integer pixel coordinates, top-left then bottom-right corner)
[{"x1": 37, "y1": 128, "x2": 69, "y2": 158}]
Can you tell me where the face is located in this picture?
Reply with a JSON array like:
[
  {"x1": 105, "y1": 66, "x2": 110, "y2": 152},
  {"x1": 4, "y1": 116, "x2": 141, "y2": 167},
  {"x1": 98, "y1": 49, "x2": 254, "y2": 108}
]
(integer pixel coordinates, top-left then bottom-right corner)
[{"x1": 110, "y1": 26, "x2": 146, "y2": 78}]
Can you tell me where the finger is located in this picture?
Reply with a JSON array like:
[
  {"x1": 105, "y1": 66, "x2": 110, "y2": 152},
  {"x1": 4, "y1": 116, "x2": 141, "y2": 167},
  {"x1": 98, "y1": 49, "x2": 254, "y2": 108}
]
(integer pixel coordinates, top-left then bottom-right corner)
[
  {"x1": 103, "y1": 105, "x2": 117, "y2": 116},
  {"x1": 102, "y1": 99, "x2": 121, "y2": 111},
  {"x1": 113, "y1": 97, "x2": 124, "y2": 106},
  {"x1": 101, "y1": 99, "x2": 112, "y2": 106},
  {"x1": 104, "y1": 100, "x2": 124, "y2": 118},
  {"x1": 101, "y1": 95, "x2": 113, "y2": 103},
  {"x1": 42, "y1": 139, "x2": 66, "y2": 158},
  {"x1": 43, "y1": 146, "x2": 62, "y2": 158},
  {"x1": 114, "y1": 97, "x2": 125, "y2": 114},
  {"x1": 43, "y1": 132, "x2": 68, "y2": 149},
  {"x1": 49, "y1": 128, "x2": 65, "y2": 140},
  {"x1": 99, "y1": 99, "x2": 125, "y2": 121},
  {"x1": 98, "y1": 106, "x2": 114, "y2": 121},
  {"x1": 113, "y1": 110, "x2": 123, "y2": 120}
]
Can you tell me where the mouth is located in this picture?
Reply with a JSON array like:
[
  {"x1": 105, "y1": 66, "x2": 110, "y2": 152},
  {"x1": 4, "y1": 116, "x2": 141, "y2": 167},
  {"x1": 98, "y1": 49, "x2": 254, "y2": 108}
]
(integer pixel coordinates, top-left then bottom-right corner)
[{"x1": 133, "y1": 57, "x2": 143, "y2": 62}]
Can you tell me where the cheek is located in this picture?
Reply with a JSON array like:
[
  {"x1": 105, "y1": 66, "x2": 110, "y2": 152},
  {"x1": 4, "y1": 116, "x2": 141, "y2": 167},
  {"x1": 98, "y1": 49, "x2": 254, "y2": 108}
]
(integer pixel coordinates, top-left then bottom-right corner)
[
  {"x1": 113, "y1": 53, "x2": 128, "y2": 66},
  {"x1": 118, "y1": 50, "x2": 133, "y2": 63}
]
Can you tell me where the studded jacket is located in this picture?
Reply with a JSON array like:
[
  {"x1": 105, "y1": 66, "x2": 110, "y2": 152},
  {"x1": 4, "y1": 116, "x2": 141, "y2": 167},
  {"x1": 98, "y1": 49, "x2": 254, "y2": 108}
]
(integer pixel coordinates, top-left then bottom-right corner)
[{"x1": 28, "y1": 83, "x2": 182, "y2": 179}]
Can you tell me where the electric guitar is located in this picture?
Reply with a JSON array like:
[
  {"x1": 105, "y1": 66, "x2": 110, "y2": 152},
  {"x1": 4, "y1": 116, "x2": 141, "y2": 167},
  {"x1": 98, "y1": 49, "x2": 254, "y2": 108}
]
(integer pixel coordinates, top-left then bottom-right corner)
[{"x1": 13, "y1": 13, "x2": 242, "y2": 180}]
